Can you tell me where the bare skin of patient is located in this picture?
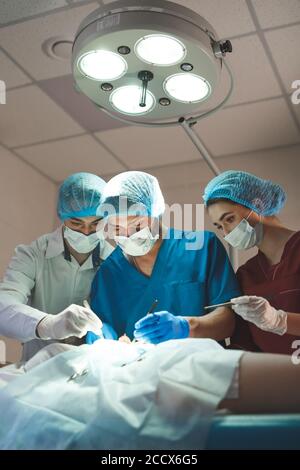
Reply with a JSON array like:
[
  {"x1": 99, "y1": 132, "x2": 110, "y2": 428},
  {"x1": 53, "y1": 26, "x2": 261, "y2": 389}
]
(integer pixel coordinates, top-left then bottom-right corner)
[{"x1": 219, "y1": 352, "x2": 300, "y2": 413}]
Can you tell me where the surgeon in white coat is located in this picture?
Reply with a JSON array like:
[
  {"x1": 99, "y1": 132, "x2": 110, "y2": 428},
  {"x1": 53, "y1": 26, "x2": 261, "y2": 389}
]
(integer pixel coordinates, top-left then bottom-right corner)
[{"x1": 0, "y1": 172, "x2": 114, "y2": 362}]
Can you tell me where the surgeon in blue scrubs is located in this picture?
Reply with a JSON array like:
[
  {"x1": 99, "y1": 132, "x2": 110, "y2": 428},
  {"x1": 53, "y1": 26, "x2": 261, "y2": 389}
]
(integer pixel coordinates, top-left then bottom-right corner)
[{"x1": 89, "y1": 171, "x2": 241, "y2": 344}]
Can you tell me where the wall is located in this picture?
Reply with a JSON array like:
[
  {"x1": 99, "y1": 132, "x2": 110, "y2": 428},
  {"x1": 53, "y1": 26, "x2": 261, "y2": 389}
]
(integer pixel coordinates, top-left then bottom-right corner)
[{"x1": 0, "y1": 147, "x2": 57, "y2": 363}]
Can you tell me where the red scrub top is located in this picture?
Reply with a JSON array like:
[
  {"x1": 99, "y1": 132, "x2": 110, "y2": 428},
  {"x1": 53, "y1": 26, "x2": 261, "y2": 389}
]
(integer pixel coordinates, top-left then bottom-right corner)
[{"x1": 232, "y1": 231, "x2": 300, "y2": 355}]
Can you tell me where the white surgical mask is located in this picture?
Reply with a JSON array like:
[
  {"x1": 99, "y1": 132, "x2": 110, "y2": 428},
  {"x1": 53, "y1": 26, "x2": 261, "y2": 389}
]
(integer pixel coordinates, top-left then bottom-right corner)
[
  {"x1": 224, "y1": 212, "x2": 263, "y2": 250},
  {"x1": 115, "y1": 226, "x2": 159, "y2": 256},
  {"x1": 64, "y1": 226, "x2": 100, "y2": 253}
]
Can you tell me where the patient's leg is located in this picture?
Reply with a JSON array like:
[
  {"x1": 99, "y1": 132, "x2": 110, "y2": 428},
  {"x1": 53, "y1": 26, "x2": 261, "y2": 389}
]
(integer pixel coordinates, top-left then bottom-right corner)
[{"x1": 219, "y1": 352, "x2": 300, "y2": 413}]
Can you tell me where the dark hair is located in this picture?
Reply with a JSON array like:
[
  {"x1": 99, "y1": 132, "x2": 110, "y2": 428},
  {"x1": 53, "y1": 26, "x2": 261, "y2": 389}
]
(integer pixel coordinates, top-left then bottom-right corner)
[{"x1": 206, "y1": 198, "x2": 238, "y2": 208}]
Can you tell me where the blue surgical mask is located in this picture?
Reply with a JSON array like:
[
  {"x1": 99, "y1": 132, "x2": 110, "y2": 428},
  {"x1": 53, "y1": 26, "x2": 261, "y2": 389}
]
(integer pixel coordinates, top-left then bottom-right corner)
[
  {"x1": 64, "y1": 226, "x2": 100, "y2": 253},
  {"x1": 224, "y1": 212, "x2": 263, "y2": 250}
]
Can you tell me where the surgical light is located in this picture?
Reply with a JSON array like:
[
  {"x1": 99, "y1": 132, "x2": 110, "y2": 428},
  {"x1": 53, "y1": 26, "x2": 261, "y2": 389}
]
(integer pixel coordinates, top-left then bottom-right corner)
[
  {"x1": 78, "y1": 50, "x2": 127, "y2": 80},
  {"x1": 72, "y1": 0, "x2": 233, "y2": 124},
  {"x1": 164, "y1": 73, "x2": 211, "y2": 103},
  {"x1": 135, "y1": 34, "x2": 186, "y2": 66},
  {"x1": 110, "y1": 85, "x2": 155, "y2": 115}
]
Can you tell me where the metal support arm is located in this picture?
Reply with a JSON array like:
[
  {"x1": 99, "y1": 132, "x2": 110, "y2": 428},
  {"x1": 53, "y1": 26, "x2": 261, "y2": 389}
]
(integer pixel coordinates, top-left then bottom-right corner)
[{"x1": 180, "y1": 118, "x2": 238, "y2": 270}]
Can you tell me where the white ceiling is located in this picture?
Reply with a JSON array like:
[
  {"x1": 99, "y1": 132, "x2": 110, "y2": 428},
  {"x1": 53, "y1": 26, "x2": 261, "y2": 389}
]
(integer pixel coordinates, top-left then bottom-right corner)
[
  {"x1": 0, "y1": 0, "x2": 299, "y2": 183},
  {"x1": 3, "y1": 85, "x2": 84, "y2": 147},
  {"x1": 0, "y1": 2, "x2": 98, "y2": 80}
]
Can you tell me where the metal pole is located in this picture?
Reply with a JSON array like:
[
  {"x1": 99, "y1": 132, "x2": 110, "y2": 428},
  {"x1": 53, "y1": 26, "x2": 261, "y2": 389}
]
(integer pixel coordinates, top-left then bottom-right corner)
[
  {"x1": 179, "y1": 117, "x2": 238, "y2": 270},
  {"x1": 179, "y1": 117, "x2": 221, "y2": 176}
]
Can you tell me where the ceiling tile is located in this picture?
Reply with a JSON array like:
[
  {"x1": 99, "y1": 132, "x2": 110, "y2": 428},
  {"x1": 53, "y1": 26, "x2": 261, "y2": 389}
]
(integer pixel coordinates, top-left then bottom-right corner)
[
  {"x1": 194, "y1": 97, "x2": 300, "y2": 156},
  {"x1": 0, "y1": 0, "x2": 68, "y2": 25},
  {"x1": 39, "y1": 74, "x2": 127, "y2": 132},
  {"x1": 252, "y1": 0, "x2": 300, "y2": 28},
  {"x1": 211, "y1": 34, "x2": 282, "y2": 106},
  {"x1": 102, "y1": 0, "x2": 256, "y2": 37},
  {"x1": 95, "y1": 126, "x2": 204, "y2": 169},
  {"x1": 0, "y1": 2, "x2": 99, "y2": 80},
  {"x1": 265, "y1": 25, "x2": 300, "y2": 93},
  {"x1": 16, "y1": 135, "x2": 125, "y2": 182},
  {"x1": 0, "y1": 50, "x2": 32, "y2": 89},
  {"x1": 0, "y1": 85, "x2": 84, "y2": 147}
]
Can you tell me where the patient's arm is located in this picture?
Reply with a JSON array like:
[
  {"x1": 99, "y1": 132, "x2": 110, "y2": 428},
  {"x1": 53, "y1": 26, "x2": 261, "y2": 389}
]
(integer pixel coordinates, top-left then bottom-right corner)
[
  {"x1": 219, "y1": 352, "x2": 300, "y2": 413},
  {"x1": 286, "y1": 312, "x2": 300, "y2": 335},
  {"x1": 188, "y1": 306, "x2": 235, "y2": 341}
]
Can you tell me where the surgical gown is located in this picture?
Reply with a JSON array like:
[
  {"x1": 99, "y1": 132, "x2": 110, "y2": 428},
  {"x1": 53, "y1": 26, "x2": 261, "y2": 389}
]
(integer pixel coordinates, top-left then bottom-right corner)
[
  {"x1": 232, "y1": 231, "x2": 300, "y2": 354},
  {"x1": 91, "y1": 229, "x2": 241, "y2": 338}
]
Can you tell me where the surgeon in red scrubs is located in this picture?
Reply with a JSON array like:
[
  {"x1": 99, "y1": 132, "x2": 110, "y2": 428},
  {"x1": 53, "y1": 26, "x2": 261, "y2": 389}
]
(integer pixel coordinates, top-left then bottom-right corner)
[{"x1": 203, "y1": 170, "x2": 300, "y2": 355}]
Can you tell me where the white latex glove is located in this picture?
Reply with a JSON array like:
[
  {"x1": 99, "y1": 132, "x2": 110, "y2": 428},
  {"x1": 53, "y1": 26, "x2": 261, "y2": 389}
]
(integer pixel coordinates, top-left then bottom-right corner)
[
  {"x1": 37, "y1": 304, "x2": 103, "y2": 340},
  {"x1": 231, "y1": 295, "x2": 287, "y2": 336}
]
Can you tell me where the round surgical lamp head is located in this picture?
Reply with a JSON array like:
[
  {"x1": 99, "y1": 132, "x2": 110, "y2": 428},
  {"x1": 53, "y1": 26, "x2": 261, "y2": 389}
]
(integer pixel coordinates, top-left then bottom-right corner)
[{"x1": 72, "y1": 0, "x2": 232, "y2": 123}]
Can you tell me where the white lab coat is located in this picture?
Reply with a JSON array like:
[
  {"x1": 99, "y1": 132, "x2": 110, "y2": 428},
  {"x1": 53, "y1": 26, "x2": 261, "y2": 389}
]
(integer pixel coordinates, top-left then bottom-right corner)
[{"x1": 0, "y1": 226, "x2": 114, "y2": 362}]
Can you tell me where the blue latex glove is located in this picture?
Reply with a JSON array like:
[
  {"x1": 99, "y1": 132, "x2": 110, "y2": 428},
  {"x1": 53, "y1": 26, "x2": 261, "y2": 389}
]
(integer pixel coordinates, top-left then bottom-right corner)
[
  {"x1": 134, "y1": 311, "x2": 190, "y2": 344},
  {"x1": 86, "y1": 323, "x2": 118, "y2": 344}
]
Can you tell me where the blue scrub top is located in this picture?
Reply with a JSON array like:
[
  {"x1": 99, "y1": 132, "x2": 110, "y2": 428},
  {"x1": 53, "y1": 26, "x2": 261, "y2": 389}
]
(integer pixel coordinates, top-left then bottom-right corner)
[{"x1": 91, "y1": 229, "x2": 241, "y2": 339}]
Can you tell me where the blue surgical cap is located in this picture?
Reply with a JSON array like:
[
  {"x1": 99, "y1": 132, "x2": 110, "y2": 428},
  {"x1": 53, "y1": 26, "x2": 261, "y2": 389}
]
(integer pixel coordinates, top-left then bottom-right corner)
[
  {"x1": 100, "y1": 171, "x2": 165, "y2": 218},
  {"x1": 203, "y1": 170, "x2": 286, "y2": 216},
  {"x1": 57, "y1": 172, "x2": 106, "y2": 221}
]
